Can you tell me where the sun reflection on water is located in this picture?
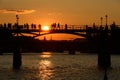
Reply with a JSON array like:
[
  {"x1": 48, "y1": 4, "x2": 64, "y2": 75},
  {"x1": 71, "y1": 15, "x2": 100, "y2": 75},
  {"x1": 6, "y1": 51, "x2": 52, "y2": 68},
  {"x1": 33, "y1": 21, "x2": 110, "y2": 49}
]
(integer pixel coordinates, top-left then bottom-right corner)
[
  {"x1": 38, "y1": 52, "x2": 54, "y2": 80},
  {"x1": 40, "y1": 52, "x2": 52, "y2": 58}
]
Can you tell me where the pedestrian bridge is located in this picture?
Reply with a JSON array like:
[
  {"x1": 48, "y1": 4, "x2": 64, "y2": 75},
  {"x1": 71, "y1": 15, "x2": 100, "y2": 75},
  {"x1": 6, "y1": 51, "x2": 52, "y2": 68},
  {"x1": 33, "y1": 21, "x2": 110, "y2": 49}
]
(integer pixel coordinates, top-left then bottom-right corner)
[
  {"x1": 0, "y1": 24, "x2": 119, "y2": 39},
  {"x1": 0, "y1": 23, "x2": 120, "y2": 70}
]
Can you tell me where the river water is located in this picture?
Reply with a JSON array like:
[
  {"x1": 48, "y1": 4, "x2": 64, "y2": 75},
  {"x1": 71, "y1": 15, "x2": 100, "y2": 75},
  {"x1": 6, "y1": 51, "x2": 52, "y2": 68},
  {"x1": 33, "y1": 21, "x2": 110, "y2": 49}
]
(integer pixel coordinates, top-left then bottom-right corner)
[{"x1": 0, "y1": 52, "x2": 120, "y2": 80}]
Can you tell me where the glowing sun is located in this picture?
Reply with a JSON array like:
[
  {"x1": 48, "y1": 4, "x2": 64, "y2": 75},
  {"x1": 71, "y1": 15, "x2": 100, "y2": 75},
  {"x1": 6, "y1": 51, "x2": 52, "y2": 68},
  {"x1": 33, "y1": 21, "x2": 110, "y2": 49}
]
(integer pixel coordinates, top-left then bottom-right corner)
[{"x1": 42, "y1": 26, "x2": 50, "y2": 31}]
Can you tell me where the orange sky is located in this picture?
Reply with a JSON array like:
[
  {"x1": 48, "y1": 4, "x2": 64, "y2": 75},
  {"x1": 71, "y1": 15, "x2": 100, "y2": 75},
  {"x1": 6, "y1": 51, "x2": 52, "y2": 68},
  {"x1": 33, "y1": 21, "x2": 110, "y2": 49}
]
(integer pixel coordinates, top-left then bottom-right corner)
[{"x1": 0, "y1": 0, "x2": 120, "y2": 40}]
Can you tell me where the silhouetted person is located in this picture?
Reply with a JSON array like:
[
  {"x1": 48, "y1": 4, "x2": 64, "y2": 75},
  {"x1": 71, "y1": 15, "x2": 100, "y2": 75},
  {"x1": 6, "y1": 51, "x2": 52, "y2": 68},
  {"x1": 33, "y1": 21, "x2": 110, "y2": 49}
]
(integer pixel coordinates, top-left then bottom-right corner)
[
  {"x1": 26, "y1": 23, "x2": 29, "y2": 30},
  {"x1": 51, "y1": 23, "x2": 56, "y2": 30},
  {"x1": 65, "y1": 24, "x2": 68, "y2": 30},
  {"x1": 14, "y1": 23, "x2": 18, "y2": 30},
  {"x1": 34, "y1": 24, "x2": 36, "y2": 29},
  {"x1": 105, "y1": 25, "x2": 108, "y2": 30},
  {"x1": 38, "y1": 24, "x2": 41, "y2": 30},
  {"x1": 44, "y1": 36, "x2": 46, "y2": 41},
  {"x1": 86, "y1": 25, "x2": 88, "y2": 30},
  {"x1": 57, "y1": 23, "x2": 60, "y2": 29},
  {"x1": 110, "y1": 21, "x2": 116, "y2": 30},
  {"x1": 24, "y1": 24, "x2": 27, "y2": 29},
  {"x1": 24, "y1": 23, "x2": 29, "y2": 30},
  {"x1": 0, "y1": 24, "x2": 3, "y2": 29},
  {"x1": 51, "y1": 24, "x2": 53, "y2": 29},
  {"x1": 4, "y1": 23, "x2": 7, "y2": 29},
  {"x1": 54, "y1": 23, "x2": 57, "y2": 29},
  {"x1": 100, "y1": 25, "x2": 103, "y2": 30},
  {"x1": 93, "y1": 23, "x2": 96, "y2": 30},
  {"x1": 20, "y1": 25, "x2": 23, "y2": 30},
  {"x1": 8, "y1": 23, "x2": 12, "y2": 30},
  {"x1": 31, "y1": 23, "x2": 34, "y2": 29}
]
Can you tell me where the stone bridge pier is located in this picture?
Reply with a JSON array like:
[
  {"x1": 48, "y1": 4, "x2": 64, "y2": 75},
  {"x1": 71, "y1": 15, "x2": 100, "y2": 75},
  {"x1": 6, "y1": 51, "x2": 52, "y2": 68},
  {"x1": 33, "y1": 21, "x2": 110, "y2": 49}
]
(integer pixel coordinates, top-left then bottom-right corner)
[{"x1": 96, "y1": 30, "x2": 111, "y2": 68}]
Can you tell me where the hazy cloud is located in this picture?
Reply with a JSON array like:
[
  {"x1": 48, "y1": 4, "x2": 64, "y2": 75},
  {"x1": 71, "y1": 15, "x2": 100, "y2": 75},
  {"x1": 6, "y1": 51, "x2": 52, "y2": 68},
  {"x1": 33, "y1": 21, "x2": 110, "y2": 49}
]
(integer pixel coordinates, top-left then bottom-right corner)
[
  {"x1": 48, "y1": 12, "x2": 62, "y2": 16},
  {"x1": 0, "y1": 9, "x2": 36, "y2": 14},
  {"x1": 0, "y1": 0, "x2": 2, "y2": 4}
]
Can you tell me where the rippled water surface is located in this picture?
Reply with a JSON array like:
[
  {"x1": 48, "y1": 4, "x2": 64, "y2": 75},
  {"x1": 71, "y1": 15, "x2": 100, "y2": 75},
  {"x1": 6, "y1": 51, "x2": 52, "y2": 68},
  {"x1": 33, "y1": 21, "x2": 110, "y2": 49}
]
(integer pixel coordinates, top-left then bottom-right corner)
[{"x1": 0, "y1": 52, "x2": 120, "y2": 80}]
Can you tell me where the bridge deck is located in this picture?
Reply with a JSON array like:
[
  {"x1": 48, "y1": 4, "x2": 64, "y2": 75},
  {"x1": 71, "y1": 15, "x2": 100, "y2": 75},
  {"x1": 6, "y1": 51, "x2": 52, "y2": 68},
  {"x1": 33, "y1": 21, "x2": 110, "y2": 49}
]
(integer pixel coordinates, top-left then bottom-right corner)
[{"x1": 0, "y1": 24, "x2": 120, "y2": 37}]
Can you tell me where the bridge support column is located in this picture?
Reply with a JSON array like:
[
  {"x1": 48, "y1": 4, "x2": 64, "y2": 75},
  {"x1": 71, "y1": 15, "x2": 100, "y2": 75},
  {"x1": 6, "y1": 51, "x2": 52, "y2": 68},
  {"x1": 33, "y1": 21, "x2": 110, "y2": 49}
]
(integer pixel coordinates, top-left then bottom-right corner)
[
  {"x1": 68, "y1": 43, "x2": 75, "y2": 55},
  {"x1": 13, "y1": 48, "x2": 22, "y2": 69},
  {"x1": 13, "y1": 37, "x2": 22, "y2": 70},
  {"x1": 98, "y1": 51, "x2": 111, "y2": 69},
  {"x1": 97, "y1": 31, "x2": 111, "y2": 69}
]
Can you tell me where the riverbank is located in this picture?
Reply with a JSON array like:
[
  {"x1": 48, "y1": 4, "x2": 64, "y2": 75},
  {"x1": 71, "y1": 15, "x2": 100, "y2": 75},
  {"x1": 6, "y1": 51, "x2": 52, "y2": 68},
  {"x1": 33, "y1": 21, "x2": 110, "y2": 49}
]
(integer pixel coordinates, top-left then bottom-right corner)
[{"x1": 0, "y1": 36, "x2": 120, "y2": 54}]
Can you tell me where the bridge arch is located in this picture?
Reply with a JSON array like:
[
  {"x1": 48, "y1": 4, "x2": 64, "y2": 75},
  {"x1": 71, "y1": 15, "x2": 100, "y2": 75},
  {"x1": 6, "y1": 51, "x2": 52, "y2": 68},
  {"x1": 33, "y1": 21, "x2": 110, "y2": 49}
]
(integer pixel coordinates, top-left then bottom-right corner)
[
  {"x1": 33, "y1": 32, "x2": 87, "y2": 38},
  {"x1": 15, "y1": 31, "x2": 87, "y2": 39},
  {"x1": 35, "y1": 33, "x2": 86, "y2": 40}
]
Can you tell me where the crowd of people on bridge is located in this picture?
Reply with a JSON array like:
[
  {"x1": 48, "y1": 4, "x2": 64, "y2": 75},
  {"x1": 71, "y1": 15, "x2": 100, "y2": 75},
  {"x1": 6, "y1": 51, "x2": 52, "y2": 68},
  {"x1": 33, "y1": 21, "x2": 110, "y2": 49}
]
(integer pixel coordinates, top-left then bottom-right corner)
[
  {"x1": 0, "y1": 23, "x2": 69, "y2": 30},
  {"x1": 0, "y1": 23, "x2": 42, "y2": 30},
  {"x1": 0, "y1": 22, "x2": 119, "y2": 31},
  {"x1": 51, "y1": 23, "x2": 68, "y2": 30}
]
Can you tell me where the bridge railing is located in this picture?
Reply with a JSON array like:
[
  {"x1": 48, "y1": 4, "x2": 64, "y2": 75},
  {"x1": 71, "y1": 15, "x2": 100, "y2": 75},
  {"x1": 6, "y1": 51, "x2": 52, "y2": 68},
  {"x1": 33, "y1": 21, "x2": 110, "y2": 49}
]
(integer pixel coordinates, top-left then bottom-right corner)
[{"x1": 0, "y1": 23, "x2": 120, "y2": 32}]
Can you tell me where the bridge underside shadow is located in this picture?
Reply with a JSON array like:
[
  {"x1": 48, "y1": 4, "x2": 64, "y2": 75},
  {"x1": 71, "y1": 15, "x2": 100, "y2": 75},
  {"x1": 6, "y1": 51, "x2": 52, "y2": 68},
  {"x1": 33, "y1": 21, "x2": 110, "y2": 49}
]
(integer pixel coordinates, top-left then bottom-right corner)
[{"x1": 18, "y1": 31, "x2": 87, "y2": 39}]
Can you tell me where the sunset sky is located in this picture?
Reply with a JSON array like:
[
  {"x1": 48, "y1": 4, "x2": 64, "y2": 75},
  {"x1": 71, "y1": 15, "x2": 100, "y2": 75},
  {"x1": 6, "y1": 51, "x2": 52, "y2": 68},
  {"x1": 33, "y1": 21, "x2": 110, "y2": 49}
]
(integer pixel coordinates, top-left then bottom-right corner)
[
  {"x1": 0, "y1": 0, "x2": 120, "y2": 40},
  {"x1": 0, "y1": 0, "x2": 120, "y2": 25}
]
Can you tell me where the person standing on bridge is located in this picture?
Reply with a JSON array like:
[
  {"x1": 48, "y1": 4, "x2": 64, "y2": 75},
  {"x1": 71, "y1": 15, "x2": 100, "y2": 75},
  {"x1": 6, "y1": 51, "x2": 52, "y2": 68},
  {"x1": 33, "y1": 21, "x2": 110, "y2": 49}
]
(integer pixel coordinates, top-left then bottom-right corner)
[
  {"x1": 26, "y1": 23, "x2": 29, "y2": 30},
  {"x1": 65, "y1": 24, "x2": 68, "y2": 30},
  {"x1": 31, "y1": 23, "x2": 34, "y2": 29},
  {"x1": 8, "y1": 23, "x2": 12, "y2": 30},
  {"x1": 93, "y1": 23, "x2": 97, "y2": 30},
  {"x1": 4, "y1": 23, "x2": 7, "y2": 29},
  {"x1": 57, "y1": 23, "x2": 60, "y2": 29},
  {"x1": 34, "y1": 24, "x2": 36, "y2": 29},
  {"x1": 38, "y1": 24, "x2": 41, "y2": 31},
  {"x1": 38, "y1": 24, "x2": 41, "y2": 35},
  {"x1": 51, "y1": 23, "x2": 56, "y2": 30}
]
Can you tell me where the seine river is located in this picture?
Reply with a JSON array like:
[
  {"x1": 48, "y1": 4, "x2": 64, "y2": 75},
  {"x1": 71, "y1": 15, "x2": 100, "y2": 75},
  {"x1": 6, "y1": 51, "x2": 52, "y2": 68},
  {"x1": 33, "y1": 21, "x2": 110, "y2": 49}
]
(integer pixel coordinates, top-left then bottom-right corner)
[{"x1": 0, "y1": 52, "x2": 120, "y2": 80}]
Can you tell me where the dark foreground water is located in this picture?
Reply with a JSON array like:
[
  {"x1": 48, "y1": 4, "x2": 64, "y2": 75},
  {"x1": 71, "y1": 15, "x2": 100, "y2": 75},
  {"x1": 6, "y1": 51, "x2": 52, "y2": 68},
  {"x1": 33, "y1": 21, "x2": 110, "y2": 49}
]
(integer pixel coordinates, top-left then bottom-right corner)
[{"x1": 0, "y1": 52, "x2": 120, "y2": 80}]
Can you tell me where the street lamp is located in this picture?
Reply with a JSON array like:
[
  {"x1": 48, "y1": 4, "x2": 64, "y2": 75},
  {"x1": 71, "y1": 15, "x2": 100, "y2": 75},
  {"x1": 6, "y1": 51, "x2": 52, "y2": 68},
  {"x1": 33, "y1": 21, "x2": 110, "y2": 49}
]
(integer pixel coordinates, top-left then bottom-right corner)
[
  {"x1": 100, "y1": 17, "x2": 103, "y2": 26},
  {"x1": 105, "y1": 15, "x2": 108, "y2": 26},
  {"x1": 16, "y1": 15, "x2": 19, "y2": 24}
]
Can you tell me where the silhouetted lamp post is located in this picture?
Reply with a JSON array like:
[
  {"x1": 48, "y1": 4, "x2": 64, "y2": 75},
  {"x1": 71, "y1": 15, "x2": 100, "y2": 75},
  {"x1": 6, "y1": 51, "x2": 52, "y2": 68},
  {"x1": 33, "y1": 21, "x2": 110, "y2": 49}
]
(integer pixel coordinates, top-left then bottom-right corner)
[
  {"x1": 105, "y1": 15, "x2": 108, "y2": 26},
  {"x1": 16, "y1": 15, "x2": 19, "y2": 24},
  {"x1": 101, "y1": 17, "x2": 103, "y2": 26},
  {"x1": 13, "y1": 15, "x2": 22, "y2": 70}
]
